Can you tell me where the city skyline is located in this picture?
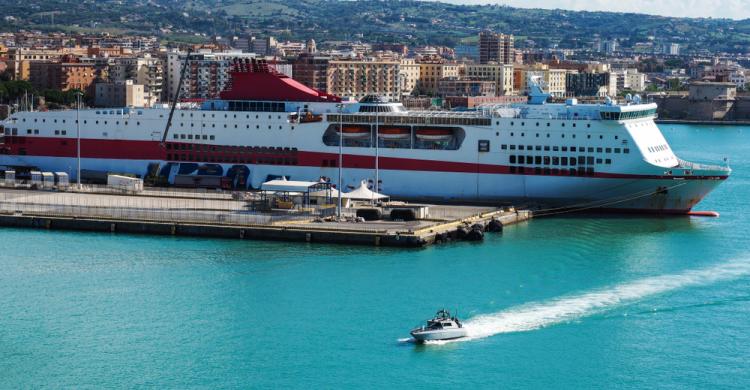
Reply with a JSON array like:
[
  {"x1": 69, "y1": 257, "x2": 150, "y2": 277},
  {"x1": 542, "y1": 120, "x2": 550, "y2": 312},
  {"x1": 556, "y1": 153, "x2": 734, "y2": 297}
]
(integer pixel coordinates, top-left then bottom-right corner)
[{"x1": 440, "y1": 0, "x2": 750, "y2": 20}]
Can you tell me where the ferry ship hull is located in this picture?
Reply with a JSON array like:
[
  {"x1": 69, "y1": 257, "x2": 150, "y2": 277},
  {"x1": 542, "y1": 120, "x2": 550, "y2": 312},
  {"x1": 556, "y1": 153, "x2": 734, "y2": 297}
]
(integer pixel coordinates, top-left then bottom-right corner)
[{"x1": 0, "y1": 152, "x2": 726, "y2": 214}]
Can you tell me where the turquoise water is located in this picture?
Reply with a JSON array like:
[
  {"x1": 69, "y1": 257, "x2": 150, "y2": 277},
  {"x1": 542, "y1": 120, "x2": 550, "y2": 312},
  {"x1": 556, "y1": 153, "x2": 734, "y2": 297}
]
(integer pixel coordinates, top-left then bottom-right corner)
[{"x1": 2, "y1": 124, "x2": 749, "y2": 388}]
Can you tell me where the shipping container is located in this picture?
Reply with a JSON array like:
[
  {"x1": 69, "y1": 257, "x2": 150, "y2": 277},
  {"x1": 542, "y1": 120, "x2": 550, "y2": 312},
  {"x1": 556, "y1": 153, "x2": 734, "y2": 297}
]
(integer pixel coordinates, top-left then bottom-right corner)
[
  {"x1": 4, "y1": 170, "x2": 15, "y2": 186},
  {"x1": 54, "y1": 172, "x2": 70, "y2": 189},
  {"x1": 107, "y1": 174, "x2": 144, "y2": 192},
  {"x1": 41, "y1": 172, "x2": 55, "y2": 189},
  {"x1": 30, "y1": 171, "x2": 42, "y2": 188}
]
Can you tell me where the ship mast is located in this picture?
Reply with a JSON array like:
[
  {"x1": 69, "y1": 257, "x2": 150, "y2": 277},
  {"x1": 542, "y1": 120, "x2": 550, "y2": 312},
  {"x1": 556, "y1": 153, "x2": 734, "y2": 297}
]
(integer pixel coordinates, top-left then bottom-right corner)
[{"x1": 161, "y1": 48, "x2": 192, "y2": 145}]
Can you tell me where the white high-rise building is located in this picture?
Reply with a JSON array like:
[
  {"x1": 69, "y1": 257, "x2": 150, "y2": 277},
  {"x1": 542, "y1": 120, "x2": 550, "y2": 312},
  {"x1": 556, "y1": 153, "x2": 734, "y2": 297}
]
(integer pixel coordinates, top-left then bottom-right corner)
[{"x1": 669, "y1": 43, "x2": 680, "y2": 56}]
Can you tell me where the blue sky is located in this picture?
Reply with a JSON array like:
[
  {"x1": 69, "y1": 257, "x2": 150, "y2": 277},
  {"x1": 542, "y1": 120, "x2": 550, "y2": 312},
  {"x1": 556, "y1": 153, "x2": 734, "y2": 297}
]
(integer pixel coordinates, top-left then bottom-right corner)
[{"x1": 438, "y1": 0, "x2": 750, "y2": 20}]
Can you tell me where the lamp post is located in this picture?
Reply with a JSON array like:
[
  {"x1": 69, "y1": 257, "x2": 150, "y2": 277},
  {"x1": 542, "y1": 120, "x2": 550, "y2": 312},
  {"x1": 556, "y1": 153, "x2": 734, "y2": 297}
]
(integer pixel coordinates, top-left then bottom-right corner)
[
  {"x1": 374, "y1": 106, "x2": 379, "y2": 204},
  {"x1": 75, "y1": 91, "x2": 83, "y2": 189},
  {"x1": 337, "y1": 103, "x2": 344, "y2": 219}
]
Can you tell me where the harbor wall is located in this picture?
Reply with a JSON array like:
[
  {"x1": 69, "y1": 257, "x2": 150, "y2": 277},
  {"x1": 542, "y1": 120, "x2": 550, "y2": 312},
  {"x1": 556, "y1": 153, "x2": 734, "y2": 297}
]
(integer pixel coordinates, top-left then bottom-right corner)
[{"x1": 654, "y1": 96, "x2": 750, "y2": 122}]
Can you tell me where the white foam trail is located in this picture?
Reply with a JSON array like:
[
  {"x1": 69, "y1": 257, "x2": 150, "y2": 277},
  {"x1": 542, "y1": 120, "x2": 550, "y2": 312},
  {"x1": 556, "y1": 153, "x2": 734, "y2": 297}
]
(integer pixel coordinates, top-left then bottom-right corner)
[{"x1": 455, "y1": 259, "x2": 750, "y2": 342}]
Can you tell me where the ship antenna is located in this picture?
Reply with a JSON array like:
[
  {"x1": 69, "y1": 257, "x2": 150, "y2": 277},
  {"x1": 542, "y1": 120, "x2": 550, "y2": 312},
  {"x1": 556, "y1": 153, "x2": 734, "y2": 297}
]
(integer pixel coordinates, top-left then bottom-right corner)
[{"x1": 161, "y1": 47, "x2": 192, "y2": 146}]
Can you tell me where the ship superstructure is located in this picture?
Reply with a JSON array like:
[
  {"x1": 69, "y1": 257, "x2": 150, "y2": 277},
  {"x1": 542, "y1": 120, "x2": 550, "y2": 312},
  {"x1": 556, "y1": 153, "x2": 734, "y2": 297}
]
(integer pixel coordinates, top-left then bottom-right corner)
[{"x1": 0, "y1": 59, "x2": 730, "y2": 213}]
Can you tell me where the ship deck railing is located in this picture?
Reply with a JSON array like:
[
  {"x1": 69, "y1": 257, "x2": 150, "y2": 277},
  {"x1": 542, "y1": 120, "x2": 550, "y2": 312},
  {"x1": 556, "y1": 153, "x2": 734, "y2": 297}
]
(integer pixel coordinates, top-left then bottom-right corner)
[{"x1": 677, "y1": 158, "x2": 729, "y2": 172}]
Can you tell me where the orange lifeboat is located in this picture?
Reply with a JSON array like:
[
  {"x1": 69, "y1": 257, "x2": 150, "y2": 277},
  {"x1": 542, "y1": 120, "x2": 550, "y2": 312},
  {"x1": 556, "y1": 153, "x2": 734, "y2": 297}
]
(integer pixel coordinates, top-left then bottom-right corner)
[
  {"x1": 416, "y1": 128, "x2": 453, "y2": 141},
  {"x1": 336, "y1": 125, "x2": 370, "y2": 139},
  {"x1": 377, "y1": 127, "x2": 410, "y2": 140}
]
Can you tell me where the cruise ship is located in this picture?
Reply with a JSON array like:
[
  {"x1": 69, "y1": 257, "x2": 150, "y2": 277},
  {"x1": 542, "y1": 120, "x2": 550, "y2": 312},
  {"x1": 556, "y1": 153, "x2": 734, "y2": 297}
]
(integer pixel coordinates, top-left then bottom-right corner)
[{"x1": 0, "y1": 58, "x2": 731, "y2": 213}]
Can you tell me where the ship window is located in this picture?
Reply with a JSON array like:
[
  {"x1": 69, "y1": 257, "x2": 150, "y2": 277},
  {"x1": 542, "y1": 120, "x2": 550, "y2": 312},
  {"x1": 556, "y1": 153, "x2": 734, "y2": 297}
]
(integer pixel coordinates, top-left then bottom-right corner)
[
  {"x1": 561, "y1": 157, "x2": 568, "y2": 165},
  {"x1": 535, "y1": 122, "x2": 539, "y2": 127},
  {"x1": 614, "y1": 148, "x2": 621, "y2": 153},
  {"x1": 562, "y1": 123, "x2": 565, "y2": 127},
  {"x1": 535, "y1": 146, "x2": 541, "y2": 151},
  {"x1": 536, "y1": 133, "x2": 539, "y2": 138},
  {"x1": 543, "y1": 156, "x2": 550, "y2": 165},
  {"x1": 511, "y1": 122, "x2": 514, "y2": 126},
  {"x1": 203, "y1": 135, "x2": 208, "y2": 140},
  {"x1": 510, "y1": 132, "x2": 514, "y2": 136},
  {"x1": 605, "y1": 159, "x2": 612, "y2": 164},
  {"x1": 553, "y1": 146, "x2": 559, "y2": 151},
  {"x1": 173, "y1": 134, "x2": 178, "y2": 139},
  {"x1": 562, "y1": 146, "x2": 567, "y2": 151},
  {"x1": 588, "y1": 147, "x2": 594, "y2": 152},
  {"x1": 509, "y1": 155, "x2": 516, "y2": 164},
  {"x1": 61, "y1": 130, "x2": 66, "y2": 135},
  {"x1": 501, "y1": 144, "x2": 507, "y2": 150},
  {"x1": 587, "y1": 124, "x2": 591, "y2": 128},
  {"x1": 256, "y1": 125, "x2": 260, "y2": 129},
  {"x1": 596, "y1": 158, "x2": 603, "y2": 164},
  {"x1": 517, "y1": 155, "x2": 524, "y2": 164},
  {"x1": 624, "y1": 148, "x2": 630, "y2": 154},
  {"x1": 521, "y1": 133, "x2": 525, "y2": 137},
  {"x1": 519, "y1": 145, "x2": 525, "y2": 150},
  {"x1": 606, "y1": 148, "x2": 612, "y2": 153},
  {"x1": 96, "y1": 120, "x2": 99, "y2": 124},
  {"x1": 587, "y1": 156, "x2": 595, "y2": 165},
  {"x1": 544, "y1": 146, "x2": 550, "y2": 151},
  {"x1": 535, "y1": 156, "x2": 542, "y2": 164},
  {"x1": 509, "y1": 145, "x2": 516, "y2": 150},
  {"x1": 552, "y1": 157, "x2": 559, "y2": 165},
  {"x1": 510, "y1": 166, "x2": 517, "y2": 173},
  {"x1": 210, "y1": 135, "x2": 215, "y2": 140},
  {"x1": 561, "y1": 134, "x2": 565, "y2": 138},
  {"x1": 547, "y1": 123, "x2": 550, "y2": 127}
]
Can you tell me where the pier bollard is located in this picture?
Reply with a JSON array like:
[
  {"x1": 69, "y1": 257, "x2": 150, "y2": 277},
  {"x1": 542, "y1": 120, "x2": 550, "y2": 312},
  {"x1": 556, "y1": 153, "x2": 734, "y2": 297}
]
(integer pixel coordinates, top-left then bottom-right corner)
[{"x1": 239, "y1": 229, "x2": 245, "y2": 239}]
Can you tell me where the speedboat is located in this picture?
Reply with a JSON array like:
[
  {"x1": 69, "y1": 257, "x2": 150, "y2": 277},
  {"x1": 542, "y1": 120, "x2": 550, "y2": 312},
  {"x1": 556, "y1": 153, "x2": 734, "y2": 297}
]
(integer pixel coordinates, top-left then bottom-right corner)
[{"x1": 410, "y1": 309, "x2": 467, "y2": 342}]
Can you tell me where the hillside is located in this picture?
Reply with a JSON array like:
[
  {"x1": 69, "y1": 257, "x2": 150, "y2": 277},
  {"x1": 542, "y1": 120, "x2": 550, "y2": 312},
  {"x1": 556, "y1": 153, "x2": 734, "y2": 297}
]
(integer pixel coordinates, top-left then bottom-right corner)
[{"x1": 1, "y1": 0, "x2": 749, "y2": 53}]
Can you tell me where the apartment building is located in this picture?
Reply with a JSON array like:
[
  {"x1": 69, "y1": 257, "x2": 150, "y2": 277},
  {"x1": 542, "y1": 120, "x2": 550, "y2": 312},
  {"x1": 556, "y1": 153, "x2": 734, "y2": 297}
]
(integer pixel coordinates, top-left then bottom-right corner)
[
  {"x1": 326, "y1": 59, "x2": 401, "y2": 101},
  {"x1": 479, "y1": 30, "x2": 514, "y2": 65},
  {"x1": 464, "y1": 63, "x2": 514, "y2": 95}
]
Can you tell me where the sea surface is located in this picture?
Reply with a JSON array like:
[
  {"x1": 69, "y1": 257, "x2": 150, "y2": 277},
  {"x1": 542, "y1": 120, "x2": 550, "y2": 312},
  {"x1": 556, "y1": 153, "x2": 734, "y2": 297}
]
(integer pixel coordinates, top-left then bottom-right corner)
[{"x1": 1, "y1": 124, "x2": 749, "y2": 388}]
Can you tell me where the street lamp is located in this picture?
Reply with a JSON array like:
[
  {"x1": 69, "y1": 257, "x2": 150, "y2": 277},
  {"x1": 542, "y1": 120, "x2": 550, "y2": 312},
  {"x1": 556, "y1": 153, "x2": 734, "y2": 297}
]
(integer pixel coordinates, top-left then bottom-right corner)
[
  {"x1": 374, "y1": 105, "x2": 379, "y2": 204},
  {"x1": 336, "y1": 103, "x2": 344, "y2": 219},
  {"x1": 75, "y1": 91, "x2": 83, "y2": 189}
]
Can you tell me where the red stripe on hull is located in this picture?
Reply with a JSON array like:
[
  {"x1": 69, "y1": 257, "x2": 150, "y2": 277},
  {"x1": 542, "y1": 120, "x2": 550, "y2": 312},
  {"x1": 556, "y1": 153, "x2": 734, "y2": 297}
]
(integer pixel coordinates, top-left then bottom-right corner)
[{"x1": 1, "y1": 136, "x2": 730, "y2": 181}]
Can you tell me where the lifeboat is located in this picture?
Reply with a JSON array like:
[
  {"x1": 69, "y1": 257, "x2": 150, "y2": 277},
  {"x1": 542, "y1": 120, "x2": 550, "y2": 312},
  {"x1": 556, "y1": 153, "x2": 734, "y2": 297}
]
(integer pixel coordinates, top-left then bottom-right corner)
[
  {"x1": 377, "y1": 127, "x2": 410, "y2": 140},
  {"x1": 416, "y1": 128, "x2": 453, "y2": 141},
  {"x1": 299, "y1": 112, "x2": 323, "y2": 123},
  {"x1": 336, "y1": 126, "x2": 370, "y2": 139}
]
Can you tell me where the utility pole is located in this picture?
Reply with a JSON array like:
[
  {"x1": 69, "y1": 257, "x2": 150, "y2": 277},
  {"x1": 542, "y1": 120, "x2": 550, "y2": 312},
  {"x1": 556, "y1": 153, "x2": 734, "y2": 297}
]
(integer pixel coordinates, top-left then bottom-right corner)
[
  {"x1": 337, "y1": 103, "x2": 344, "y2": 219},
  {"x1": 374, "y1": 107, "x2": 379, "y2": 204},
  {"x1": 76, "y1": 91, "x2": 83, "y2": 189}
]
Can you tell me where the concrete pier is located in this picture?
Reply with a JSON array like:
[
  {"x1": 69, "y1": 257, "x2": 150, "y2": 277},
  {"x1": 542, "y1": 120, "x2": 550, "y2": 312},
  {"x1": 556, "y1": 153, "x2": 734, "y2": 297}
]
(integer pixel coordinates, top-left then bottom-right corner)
[{"x1": 0, "y1": 188, "x2": 532, "y2": 247}]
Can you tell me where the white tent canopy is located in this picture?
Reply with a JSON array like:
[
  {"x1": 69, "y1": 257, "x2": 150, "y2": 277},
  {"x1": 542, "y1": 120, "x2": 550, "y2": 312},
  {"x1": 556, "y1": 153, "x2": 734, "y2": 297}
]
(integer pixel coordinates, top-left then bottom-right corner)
[
  {"x1": 261, "y1": 178, "x2": 319, "y2": 193},
  {"x1": 342, "y1": 180, "x2": 389, "y2": 200}
]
